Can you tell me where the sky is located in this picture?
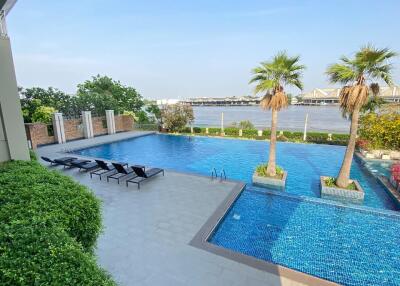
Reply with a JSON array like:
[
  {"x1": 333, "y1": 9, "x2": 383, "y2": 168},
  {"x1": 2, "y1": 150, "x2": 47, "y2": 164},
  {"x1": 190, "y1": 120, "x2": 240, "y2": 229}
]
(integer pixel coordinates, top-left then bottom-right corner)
[{"x1": 6, "y1": 0, "x2": 400, "y2": 99}]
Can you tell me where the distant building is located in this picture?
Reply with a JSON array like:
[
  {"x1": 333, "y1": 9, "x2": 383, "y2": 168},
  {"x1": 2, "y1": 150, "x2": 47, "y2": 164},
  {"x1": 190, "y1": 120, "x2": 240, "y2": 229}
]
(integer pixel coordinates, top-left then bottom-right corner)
[
  {"x1": 182, "y1": 96, "x2": 261, "y2": 106},
  {"x1": 301, "y1": 86, "x2": 400, "y2": 105},
  {"x1": 156, "y1": 99, "x2": 180, "y2": 105}
]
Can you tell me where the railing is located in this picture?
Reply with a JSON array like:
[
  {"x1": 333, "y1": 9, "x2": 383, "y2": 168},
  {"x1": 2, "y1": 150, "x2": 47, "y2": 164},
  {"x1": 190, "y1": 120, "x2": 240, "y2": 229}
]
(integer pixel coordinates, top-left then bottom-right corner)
[{"x1": 211, "y1": 168, "x2": 227, "y2": 181}]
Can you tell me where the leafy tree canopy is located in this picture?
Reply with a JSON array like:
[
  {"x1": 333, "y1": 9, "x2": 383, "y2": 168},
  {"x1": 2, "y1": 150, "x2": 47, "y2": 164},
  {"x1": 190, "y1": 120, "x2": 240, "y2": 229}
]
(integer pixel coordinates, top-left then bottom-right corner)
[
  {"x1": 161, "y1": 104, "x2": 194, "y2": 132},
  {"x1": 77, "y1": 75, "x2": 144, "y2": 115},
  {"x1": 20, "y1": 75, "x2": 145, "y2": 123}
]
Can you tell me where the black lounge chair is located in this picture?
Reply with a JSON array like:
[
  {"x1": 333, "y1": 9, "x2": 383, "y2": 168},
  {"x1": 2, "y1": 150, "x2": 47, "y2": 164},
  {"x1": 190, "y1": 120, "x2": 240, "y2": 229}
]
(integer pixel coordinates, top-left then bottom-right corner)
[
  {"x1": 107, "y1": 163, "x2": 136, "y2": 184},
  {"x1": 90, "y1": 160, "x2": 128, "y2": 180},
  {"x1": 55, "y1": 158, "x2": 91, "y2": 168},
  {"x1": 41, "y1": 156, "x2": 77, "y2": 166},
  {"x1": 126, "y1": 165, "x2": 164, "y2": 189},
  {"x1": 69, "y1": 160, "x2": 99, "y2": 172}
]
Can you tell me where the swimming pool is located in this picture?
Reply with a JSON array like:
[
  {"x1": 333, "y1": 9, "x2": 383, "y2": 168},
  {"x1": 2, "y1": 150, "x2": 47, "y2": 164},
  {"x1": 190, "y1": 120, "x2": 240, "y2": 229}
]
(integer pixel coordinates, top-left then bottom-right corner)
[
  {"x1": 74, "y1": 133, "x2": 400, "y2": 285},
  {"x1": 74, "y1": 133, "x2": 398, "y2": 211},
  {"x1": 210, "y1": 189, "x2": 400, "y2": 286}
]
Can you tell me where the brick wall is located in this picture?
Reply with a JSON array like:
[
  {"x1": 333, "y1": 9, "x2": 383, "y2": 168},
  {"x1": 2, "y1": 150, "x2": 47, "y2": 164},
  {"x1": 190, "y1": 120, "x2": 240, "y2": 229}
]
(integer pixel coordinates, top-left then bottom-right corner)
[
  {"x1": 25, "y1": 123, "x2": 55, "y2": 149},
  {"x1": 64, "y1": 118, "x2": 84, "y2": 141},
  {"x1": 115, "y1": 115, "x2": 134, "y2": 132},
  {"x1": 93, "y1": 116, "x2": 108, "y2": 136},
  {"x1": 25, "y1": 114, "x2": 135, "y2": 149}
]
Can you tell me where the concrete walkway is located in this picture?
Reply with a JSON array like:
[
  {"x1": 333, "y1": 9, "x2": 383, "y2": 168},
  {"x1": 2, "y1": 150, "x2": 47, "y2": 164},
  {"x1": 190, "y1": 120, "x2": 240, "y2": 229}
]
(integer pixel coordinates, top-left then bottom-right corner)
[{"x1": 36, "y1": 131, "x2": 307, "y2": 286}]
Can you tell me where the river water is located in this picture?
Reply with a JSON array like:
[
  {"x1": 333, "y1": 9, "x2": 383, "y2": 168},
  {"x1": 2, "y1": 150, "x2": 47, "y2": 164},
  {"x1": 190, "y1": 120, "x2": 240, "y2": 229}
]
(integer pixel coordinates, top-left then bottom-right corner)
[{"x1": 193, "y1": 105, "x2": 350, "y2": 133}]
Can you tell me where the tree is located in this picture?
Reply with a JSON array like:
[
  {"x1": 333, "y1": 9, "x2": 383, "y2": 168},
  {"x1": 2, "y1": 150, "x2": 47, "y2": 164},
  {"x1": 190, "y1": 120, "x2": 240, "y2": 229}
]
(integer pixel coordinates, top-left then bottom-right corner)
[
  {"x1": 250, "y1": 51, "x2": 305, "y2": 177},
  {"x1": 145, "y1": 102, "x2": 162, "y2": 123},
  {"x1": 77, "y1": 75, "x2": 144, "y2": 115},
  {"x1": 326, "y1": 45, "x2": 397, "y2": 188},
  {"x1": 161, "y1": 104, "x2": 194, "y2": 132},
  {"x1": 31, "y1": 106, "x2": 56, "y2": 124},
  {"x1": 238, "y1": 120, "x2": 254, "y2": 130},
  {"x1": 21, "y1": 87, "x2": 72, "y2": 122}
]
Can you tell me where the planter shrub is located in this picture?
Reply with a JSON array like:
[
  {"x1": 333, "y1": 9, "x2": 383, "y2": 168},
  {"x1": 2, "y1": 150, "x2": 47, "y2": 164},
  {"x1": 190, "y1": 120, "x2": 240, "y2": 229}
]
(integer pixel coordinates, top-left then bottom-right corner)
[
  {"x1": 224, "y1": 127, "x2": 239, "y2": 136},
  {"x1": 242, "y1": 129, "x2": 258, "y2": 137},
  {"x1": 193, "y1": 127, "x2": 202, "y2": 133},
  {"x1": 0, "y1": 161, "x2": 115, "y2": 286},
  {"x1": 208, "y1": 127, "x2": 220, "y2": 135}
]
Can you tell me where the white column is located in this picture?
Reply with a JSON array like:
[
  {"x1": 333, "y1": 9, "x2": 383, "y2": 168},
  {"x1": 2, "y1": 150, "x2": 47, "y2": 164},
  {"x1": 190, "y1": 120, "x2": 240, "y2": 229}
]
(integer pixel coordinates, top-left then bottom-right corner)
[
  {"x1": 52, "y1": 113, "x2": 66, "y2": 144},
  {"x1": 106, "y1": 110, "x2": 116, "y2": 135},
  {"x1": 303, "y1": 113, "x2": 309, "y2": 141},
  {"x1": 82, "y1": 111, "x2": 94, "y2": 139}
]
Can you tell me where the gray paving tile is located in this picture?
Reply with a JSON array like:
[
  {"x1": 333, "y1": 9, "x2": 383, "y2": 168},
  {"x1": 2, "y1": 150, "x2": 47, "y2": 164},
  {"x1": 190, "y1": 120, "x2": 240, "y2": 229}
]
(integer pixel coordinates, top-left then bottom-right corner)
[{"x1": 35, "y1": 132, "x2": 307, "y2": 286}]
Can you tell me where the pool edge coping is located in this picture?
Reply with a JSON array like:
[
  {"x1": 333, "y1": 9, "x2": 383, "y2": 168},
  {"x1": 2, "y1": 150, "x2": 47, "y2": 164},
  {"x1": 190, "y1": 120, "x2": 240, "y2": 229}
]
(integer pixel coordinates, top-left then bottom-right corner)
[{"x1": 189, "y1": 183, "x2": 339, "y2": 286}]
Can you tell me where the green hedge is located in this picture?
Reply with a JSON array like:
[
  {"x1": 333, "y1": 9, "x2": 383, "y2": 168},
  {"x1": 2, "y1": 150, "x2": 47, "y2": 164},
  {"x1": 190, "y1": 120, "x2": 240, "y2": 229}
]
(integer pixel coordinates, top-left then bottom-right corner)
[
  {"x1": 176, "y1": 127, "x2": 349, "y2": 145},
  {"x1": 0, "y1": 161, "x2": 115, "y2": 286}
]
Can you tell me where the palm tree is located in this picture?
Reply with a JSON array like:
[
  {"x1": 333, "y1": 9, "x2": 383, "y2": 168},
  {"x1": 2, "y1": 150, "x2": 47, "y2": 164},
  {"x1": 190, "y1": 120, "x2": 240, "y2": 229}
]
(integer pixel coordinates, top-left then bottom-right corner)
[
  {"x1": 326, "y1": 45, "x2": 397, "y2": 188},
  {"x1": 250, "y1": 52, "x2": 305, "y2": 177}
]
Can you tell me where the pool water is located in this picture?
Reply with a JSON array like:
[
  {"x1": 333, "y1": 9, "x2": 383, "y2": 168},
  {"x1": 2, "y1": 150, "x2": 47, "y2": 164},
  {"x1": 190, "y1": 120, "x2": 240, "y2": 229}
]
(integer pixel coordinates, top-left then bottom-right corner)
[
  {"x1": 210, "y1": 190, "x2": 400, "y2": 286},
  {"x1": 75, "y1": 134, "x2": 398, "y2": 211},
  {"x1": 74, "y1": 134, "x2": 400, "y2": 285},
  {"x1": 363, "y1": 160, "x2": 392, "y2": 178}
]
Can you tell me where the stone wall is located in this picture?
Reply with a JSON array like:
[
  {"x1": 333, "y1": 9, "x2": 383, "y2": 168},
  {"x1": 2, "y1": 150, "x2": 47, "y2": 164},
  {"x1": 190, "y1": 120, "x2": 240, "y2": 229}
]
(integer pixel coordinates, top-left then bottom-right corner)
[{"x1": 25, "y1": 114, "x2": 135, "y2": 149}]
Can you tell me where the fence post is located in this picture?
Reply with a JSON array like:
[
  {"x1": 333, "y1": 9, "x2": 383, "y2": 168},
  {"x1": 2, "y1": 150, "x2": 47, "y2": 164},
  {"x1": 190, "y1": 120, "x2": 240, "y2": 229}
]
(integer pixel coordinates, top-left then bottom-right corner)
[
  {"x1": 221, "y1": 112, "x2": 225, "y2": 136},
  {"x1": 52, "y1": 112, "x2": 66, "y2": 144},
  {"x1": 82, "y1": 111, "x2": 94, "y2": 139},
  {"x1": 303, "y1": 113, "x2": 308, "y2": 141},
  {"x1": 106, "y1": 110, "x2": 116, "y2": 135}
]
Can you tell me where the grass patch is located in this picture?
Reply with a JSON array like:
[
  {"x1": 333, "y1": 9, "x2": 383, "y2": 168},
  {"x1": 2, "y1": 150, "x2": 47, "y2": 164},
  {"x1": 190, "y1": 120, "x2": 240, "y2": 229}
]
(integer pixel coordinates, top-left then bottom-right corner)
[
  {"x1": 324, "y1": 177, "x2": 357, "y2": 190},
  {"x1": 255, "y1": 163, "x2": 284, "y2": 179}
]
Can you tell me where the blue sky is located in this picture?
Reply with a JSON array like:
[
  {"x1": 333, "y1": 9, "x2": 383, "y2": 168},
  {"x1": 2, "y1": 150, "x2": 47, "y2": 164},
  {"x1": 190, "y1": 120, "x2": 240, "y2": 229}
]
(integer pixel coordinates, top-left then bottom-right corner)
[{"x1": 7, "y1": 0, "x2": 400, "y2": 99}]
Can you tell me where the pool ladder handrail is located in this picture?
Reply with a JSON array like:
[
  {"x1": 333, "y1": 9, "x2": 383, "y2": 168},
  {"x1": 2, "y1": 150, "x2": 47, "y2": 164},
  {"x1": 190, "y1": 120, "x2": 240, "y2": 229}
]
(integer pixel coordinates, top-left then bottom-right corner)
[{"x1": 211, "y1": 168, "x2": 227, "y2": 181}]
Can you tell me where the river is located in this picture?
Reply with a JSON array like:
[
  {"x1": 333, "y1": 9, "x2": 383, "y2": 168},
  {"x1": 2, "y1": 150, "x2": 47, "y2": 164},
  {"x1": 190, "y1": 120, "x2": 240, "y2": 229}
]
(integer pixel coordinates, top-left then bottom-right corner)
[{"x1": 192, "y1": 105, "x2": 350, "y2": 133}]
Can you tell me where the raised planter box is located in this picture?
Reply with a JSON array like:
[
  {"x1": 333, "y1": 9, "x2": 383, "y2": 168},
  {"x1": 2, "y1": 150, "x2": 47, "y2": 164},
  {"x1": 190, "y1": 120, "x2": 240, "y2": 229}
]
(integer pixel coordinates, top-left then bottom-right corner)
[
  {"x1": 320, "y1": 176, "x2": 364, "y2": 202},
  {"x1": 252, "y1": 171, "x2": 287, "y2": 190}
]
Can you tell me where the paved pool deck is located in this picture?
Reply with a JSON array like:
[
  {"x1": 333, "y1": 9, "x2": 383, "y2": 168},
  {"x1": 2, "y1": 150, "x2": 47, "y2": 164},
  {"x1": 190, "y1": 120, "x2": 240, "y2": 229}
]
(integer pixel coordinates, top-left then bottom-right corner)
[{"x1": 36, "y1": 131, "x2": 317, "y2": 286}]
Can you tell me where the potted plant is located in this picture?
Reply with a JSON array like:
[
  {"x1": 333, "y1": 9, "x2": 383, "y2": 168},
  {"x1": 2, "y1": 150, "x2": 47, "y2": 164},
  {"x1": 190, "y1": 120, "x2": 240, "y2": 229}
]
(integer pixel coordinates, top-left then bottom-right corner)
[{"x1": 252, "y1": 163, "x2": 287, "y2": 189}]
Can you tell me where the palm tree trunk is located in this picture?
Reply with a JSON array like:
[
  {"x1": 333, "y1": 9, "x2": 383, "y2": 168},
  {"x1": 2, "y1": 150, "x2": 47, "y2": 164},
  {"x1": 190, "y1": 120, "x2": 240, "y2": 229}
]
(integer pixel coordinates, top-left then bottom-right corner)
[
  {"x1": 336, "y1": 107, "x2": 360, "y2": 188},
  {"x1": 266, "y1": 108, "x2": 278, "y2": 176}
]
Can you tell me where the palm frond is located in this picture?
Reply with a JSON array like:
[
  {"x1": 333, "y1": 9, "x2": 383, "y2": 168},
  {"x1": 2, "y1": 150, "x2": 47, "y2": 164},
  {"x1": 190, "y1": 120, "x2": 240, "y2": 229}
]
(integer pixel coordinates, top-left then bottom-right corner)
[
  {"x1": 369, "y1": 83, "x2": 380, "y2": 96},
  {"x1": 260, "y1": 91, "x2": 288, "y2": 111},
  {"x1": 339, "y1": 85, "x2": 369, "y2": 116},
  {"x1": 326, "y1": 64, "x2": 357, "y2": 84}
]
